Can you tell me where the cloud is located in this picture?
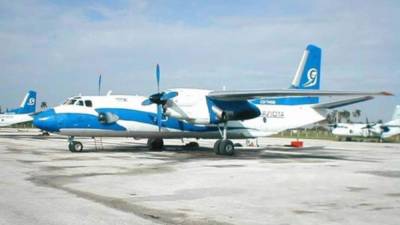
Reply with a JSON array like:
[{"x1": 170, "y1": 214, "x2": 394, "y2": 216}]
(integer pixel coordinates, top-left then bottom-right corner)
[{"x1": 0, "y1": 0, "x2": 398, "y2": 120}]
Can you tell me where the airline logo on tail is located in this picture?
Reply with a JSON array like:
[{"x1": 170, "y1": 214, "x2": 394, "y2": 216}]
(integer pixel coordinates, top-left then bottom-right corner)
[
  {"x1": 304, "y1": 68, "x2": 318, "y2": 87},
  {"x1": 28, "y1": 97, "x2": 36, "y2": 106}
]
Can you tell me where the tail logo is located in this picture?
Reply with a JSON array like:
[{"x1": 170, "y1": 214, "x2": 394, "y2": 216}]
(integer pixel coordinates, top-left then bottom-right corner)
[
  {"x1": 27, "y1": 98, "x2": 36, "y2": 106},
  {"x1": 304, "y1": 68, "x2": 318, "y2": 87}
]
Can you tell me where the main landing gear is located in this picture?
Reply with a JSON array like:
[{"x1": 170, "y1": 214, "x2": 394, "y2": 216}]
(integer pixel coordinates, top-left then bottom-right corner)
[
  {"x1": 213, "y1": 122, "x2": 235, "y2": 156},
  {"x1": 68, "y1": 136, "x2": 83, "y2": 152},
  {"x1": 147, "y1": 138, "x2": 164, "y2": 151}
]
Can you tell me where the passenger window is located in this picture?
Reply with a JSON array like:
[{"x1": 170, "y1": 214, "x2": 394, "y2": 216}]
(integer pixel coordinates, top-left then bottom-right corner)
[
  {"x1": 77, "y1": 100, "x2": 84, "y2": 106},
  {"x1": 85, "y1": 100, "x2": 93, "y2": 107}
]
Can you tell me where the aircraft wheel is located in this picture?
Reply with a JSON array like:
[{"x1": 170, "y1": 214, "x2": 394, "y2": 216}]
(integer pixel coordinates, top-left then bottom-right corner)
[
  {"x1": 213, "y1": 140, "x2": 222, "y2": 155},
  {"x1": 219, "y1": 140, "x2": 235, "y2": 156},
  {"x1": 184, "y1": 142, "x2": 200, "y2": 149},
  {"x1": 147, "y1": 138, "x2": 164, "y2": 151},
  {"x1": 234, "y1": 143, "x2": 243, "y2": 147},
  {"x1": 69, "y1": 141, "x2": 83, "y2": 152}
]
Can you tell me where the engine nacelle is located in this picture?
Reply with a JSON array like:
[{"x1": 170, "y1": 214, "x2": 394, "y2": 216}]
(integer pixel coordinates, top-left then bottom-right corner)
[
  {"x1": 162, "y1": 89, "x2": 212, "y2": 124},
  {"x1": 164, "y1": 108, "x2": 209, "y2": 124},
  {"x1": 208, "y1": 98, "x2": 261, "y2": 123},
  {"x1": 162, "y1": 88, "x2": 261, "y2": 124}
]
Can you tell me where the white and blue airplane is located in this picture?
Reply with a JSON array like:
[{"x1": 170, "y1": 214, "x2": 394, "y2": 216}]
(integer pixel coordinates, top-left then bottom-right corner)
[
  {"x1": 0, "y1": 90, "x2": 37, "y2": 127},
  {"x1": 332, "y1": 105, "x2": 400, "y2": 141},
  {"x1": 33, "y1": 45, "x2": 392, "y2": 155}
]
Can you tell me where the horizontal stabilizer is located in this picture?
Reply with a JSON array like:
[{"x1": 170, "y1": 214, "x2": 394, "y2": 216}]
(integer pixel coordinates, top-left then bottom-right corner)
[
  {"x1": 312, "y1": 96, "x2": 374, "y2": 109},
  {"x1": 208, "y1": 89, "x2": 392, "y2": 101}
]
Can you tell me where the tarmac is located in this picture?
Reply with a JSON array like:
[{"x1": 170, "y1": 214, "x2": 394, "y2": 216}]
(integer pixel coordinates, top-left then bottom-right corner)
[{"x1": 0, "y1": 128, "x2": 399, "y2": 225}]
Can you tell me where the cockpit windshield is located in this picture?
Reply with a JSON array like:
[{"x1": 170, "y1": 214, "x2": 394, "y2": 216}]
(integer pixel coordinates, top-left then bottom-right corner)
[
  {"x1": 64, "y1": 99, "x2": 77, "y2": 105},
  {"x1": 63, "y1": 97, "x2": 81, "y2": 105},
  {"x1": 63, "y1": 97, "x2": 93, "y2": 107}
]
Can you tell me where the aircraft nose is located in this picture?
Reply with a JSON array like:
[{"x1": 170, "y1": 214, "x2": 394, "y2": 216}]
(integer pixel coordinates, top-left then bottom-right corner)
[{"x1": 33, "y1": 109, "x2": 59, "y2": 132}]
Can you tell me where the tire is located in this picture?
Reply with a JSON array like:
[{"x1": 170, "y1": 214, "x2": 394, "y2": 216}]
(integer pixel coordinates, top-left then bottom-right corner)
[
  {"x1": 219, "y1": 140, "x2": 235, "y2": 156},
  {"x1": 185, "y1": 142, "x2": 200, "y2": 148},
  {"x1": 69, "y1": 141, "x2": 83, "y2": 152},
  {"x1": 68, "y1": 143, "x2": 75, "y2": 152},
  {"x1": 147, "y1": 138, "x2": 164, "y2": 151},
  {"x1": 213, "y1": 140, "x2": 222, "y2": 155},
  {"x1": 234, "y1": 143, "x2": 242, "y2": 147}
]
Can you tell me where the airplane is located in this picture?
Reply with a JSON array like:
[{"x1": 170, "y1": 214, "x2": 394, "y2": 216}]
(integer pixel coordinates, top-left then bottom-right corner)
[
  {"x1": 331, "y1": 105, "x2": 400, "y2": 141},
  {"x1": 33, "y1": 45, "x2": 392, "y2": 155},
  {"x1": 0, "y1": 90, "x2": 37, "y2": 127}
]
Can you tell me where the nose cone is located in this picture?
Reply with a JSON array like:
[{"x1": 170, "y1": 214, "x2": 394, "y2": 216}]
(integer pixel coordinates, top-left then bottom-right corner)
[{"x1": 33, "y1": 109, "x2": 59, "y2": 132}]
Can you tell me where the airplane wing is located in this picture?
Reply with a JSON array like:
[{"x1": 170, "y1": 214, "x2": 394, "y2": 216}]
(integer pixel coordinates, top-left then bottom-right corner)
[
  {"x1": 207, "y1": 90, "x2": 392, "y2": 101},
  {"x1": 312, "y1": 96, "x2": 374, "y2": 109}
]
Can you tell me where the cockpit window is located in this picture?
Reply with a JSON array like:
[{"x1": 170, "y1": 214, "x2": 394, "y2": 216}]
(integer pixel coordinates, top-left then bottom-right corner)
[
  {"x1": 76, "y1": 100, "x2": 84, "y2": 106},
  {"x1": 64, "y1": 99, "x2": 77, "y2": 105},
  {"x1": 85, "y1": 100, "x2": 93, "y2": 107}
]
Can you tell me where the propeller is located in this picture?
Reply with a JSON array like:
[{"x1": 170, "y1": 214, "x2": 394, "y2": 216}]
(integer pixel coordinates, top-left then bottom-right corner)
[
  {"x1": 142, "y1": 64, "x2": 178, "y2": 131},
  {"x1": 361, "y1": 118, "x2": 378, "y2": 136}
]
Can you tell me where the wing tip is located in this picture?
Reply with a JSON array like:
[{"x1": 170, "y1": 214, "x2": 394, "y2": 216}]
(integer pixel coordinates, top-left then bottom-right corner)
[{"x1": 381, "y1": 91, "x2": 394, "y2": 96}]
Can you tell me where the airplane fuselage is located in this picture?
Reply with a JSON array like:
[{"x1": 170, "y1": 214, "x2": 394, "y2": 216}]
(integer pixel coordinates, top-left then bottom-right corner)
[
  {"x1": 0, "y1": 114, "x2": 33, "y2": 127},
  {"x1": 34, "y1": 89, "x2": 326, "y2": 139}
]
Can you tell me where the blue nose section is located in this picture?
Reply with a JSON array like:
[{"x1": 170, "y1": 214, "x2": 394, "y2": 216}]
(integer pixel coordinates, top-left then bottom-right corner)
[{"x1": 33, "y1": 109, "x2": 59, "y2": 132}]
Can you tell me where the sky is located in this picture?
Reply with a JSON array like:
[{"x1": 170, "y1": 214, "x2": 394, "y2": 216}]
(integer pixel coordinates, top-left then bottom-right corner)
[{"x1": 0, "y1": 0, "x2": 399, "y2": 121}]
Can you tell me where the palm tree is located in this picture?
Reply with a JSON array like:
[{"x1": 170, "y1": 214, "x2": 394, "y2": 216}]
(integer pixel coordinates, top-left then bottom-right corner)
[
  {"x1": 325, "y1": 110, "x2": 338, "y2": 124},
  {"x1": 352, "y1": 109, "x2": 361, "y2": 122},
  {"x1": 340, "y1": 110, "x2": 351, "y2": 123}
]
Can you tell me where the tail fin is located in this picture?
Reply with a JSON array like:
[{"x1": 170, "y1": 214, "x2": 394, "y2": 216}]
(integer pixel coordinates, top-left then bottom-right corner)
[
  {"x1": 253, "y1": 45, "x2": 321, "y2": 105},
  {"x1": 7, "y1": 90, "x2": 37, "y2": 114},
  {"x1": 291, "y1": 44, "x2": 321, "y2": 90},
  {"x1": 391, "y1": 105, "x2": 400, "y2": 121}
]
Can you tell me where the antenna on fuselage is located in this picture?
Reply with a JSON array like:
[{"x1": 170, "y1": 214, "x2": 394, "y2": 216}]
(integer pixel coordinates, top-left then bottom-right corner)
[{"x1": 98, "y1": 74, "x2": 102, "y2": 96}]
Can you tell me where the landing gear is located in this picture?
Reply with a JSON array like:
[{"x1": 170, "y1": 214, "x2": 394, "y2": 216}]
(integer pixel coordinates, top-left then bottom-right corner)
[
  {"x1": 213, "y1": 122, "x2": 235, "y2": 156},
  {"x1": 184, "y1": 141, "x2": 200, "y2": 149},
  {"x1": 68, "y1": 137, "x2": 83, "y2": 152},
  {"x1": 213, "y1": 140, "x2": 222, "y2": 154},
  {"x1": 147, "y1": 138, "x2": 164, "y2": 151},
  {"x1": 219, "y1": 140, "x2": 235, "y2": 155}
]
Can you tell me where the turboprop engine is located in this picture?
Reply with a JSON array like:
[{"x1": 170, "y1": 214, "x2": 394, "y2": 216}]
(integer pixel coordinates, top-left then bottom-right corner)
[{"x1": 164, "y1": 88, "x2": 261, "y2": 124}]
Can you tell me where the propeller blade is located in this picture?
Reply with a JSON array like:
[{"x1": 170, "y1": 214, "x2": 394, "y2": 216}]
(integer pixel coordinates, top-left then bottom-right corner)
[
  {"x1": 160, "y1": 91, "x2": 178, "y2": 101},
  {"x1": 156, "y1": 64, "x2": 160, "y2": 93},
  {"x1": 157, "y1": 104, "x2": 162, "y2": 131},
  {"x1": 142, "y1": 99, "x2": 153, "y2": 106}
]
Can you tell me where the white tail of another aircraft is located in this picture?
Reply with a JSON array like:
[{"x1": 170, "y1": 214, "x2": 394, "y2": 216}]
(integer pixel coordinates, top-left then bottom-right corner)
[{"x1": 391, "y1": 105, "x2": 400, "y2": 121}]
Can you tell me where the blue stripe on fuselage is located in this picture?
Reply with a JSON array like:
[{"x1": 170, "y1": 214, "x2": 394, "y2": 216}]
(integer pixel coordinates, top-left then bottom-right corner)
[
  {"x1": 95, "y1": 108, "x2": 221, "y2": 132},
  {"x1": 57, "y1": 113, "x2": 127, "y2": 131}
]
